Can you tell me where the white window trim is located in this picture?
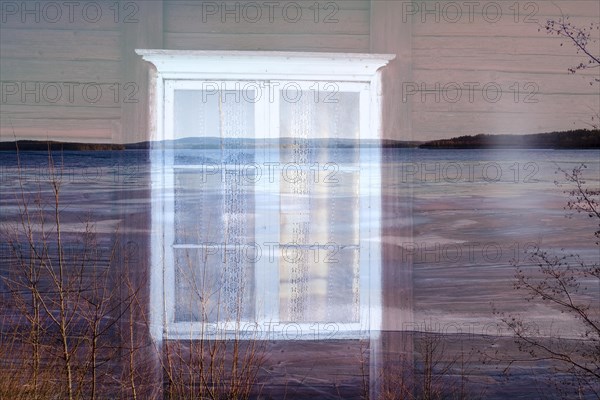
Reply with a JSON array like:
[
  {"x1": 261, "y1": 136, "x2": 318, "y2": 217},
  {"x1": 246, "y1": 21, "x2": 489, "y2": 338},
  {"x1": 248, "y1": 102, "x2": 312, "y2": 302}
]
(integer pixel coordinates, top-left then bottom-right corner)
[{"x1": 137, "y1": 50, "x2": 395, "y2": 342}]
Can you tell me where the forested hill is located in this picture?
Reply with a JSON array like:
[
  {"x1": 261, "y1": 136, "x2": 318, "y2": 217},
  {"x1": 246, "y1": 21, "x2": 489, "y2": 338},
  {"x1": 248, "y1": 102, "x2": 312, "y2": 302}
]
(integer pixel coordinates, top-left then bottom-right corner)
[
  {"x1": 419, "y1": 129, "x2": 600, "y2": 149},
  {"x1": 0, "y1": 141, "x2": 126, "y2": 151},
  {"x1": 1, "y1": 130, "x2": 598, "y2": 151}
]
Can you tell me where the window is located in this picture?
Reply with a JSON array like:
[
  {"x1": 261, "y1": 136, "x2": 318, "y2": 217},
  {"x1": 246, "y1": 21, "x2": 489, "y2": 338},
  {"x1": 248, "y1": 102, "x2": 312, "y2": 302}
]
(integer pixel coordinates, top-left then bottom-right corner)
[{"x1": 137, "y1": 51, "x2": 394, "y2": 340}]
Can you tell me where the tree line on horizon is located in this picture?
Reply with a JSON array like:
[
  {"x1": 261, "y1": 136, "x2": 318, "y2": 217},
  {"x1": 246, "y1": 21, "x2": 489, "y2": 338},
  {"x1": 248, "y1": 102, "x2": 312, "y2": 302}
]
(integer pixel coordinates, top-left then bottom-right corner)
[
  {"x1": 419, "y1": 129, "x2": 600, "y2": 149},
  {"x1": 1, "y1": 129, "x2": 599, "y2": 151}
]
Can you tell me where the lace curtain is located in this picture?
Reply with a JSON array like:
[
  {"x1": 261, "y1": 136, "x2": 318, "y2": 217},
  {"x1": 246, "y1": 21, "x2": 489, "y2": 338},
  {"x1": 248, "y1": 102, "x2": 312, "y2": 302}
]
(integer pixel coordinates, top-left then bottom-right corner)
[{"x1": 171, "y1": 88, "x2": 360, "y2": 325}]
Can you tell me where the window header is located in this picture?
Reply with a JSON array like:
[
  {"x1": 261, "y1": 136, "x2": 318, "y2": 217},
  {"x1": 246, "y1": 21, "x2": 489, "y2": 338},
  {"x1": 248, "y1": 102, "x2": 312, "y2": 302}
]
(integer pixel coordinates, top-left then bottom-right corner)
[{"x1": 135, "y1": 49, "x2": 396, "y2": 81}]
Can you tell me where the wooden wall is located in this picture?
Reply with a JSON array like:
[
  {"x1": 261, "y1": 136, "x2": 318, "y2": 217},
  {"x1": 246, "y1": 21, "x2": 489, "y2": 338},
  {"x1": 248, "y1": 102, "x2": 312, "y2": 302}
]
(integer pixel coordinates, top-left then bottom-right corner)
[
  {"x1": 0, "y1": 1, "x2": 124, "y2": 142},
  {"x1": 2, "y1": 0, "x2": 598, "y2": 143},
  {"x1": 0, "y1": 0, "x2": 373, "y2": 143},
  {"x1": 163, "y1": 0, "x2": 371, "y2": 52},
  {"x1": 410, "y1": 0, "x2": 600, "y2": 140}
]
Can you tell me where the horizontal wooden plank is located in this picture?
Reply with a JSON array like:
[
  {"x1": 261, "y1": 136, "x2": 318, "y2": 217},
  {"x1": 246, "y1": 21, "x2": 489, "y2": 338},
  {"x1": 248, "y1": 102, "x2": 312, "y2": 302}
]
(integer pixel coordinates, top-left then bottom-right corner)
[
  {"x1": 1, "y1": 104, "x2": 121, "y2": 120},
  {"x1": 412, "y1": 20, "x2": 597, "y2": 36},
  {"x1": 0, "y1": 0, "x2": 137, "y2": 30},
  {"x1": 535, "y1": 0, "x2": 599, "y2": 17},
  {"x1": 0, "y1": 28, "x2": 122, "y2": 61},
  {"x1": 411, "y1": 69, "x2": 598, "y2": 95},
  {"x1": 414, "y1": 54, "x2": 593, "y2": 78},
  {"x1": 412, "y1": 16, "x2": 597, "y2": 37},
  {"x1": 0, "y1": 118, "x2": 119, "y2": 143},
  {"x1": 414, "y1": 35, "x2": 588, "y2": 57},
  {"x1": 0, "y1": 58, "x2": 121, "y2": 82},
  {"x1": 165, "y1": 4, "x2": 369, "y2": 34},
  {"x1": 411, "y1": 110, "x2": 596, "y2": 139},
  {"x1": 164, "y1": 32, "x2": 370, "y2": 52},
  {"x1": 165, "y1": 338, "x2": 368, "y2": 399},
  {"x1": 414, "y1": 45, "x2": 593, "y2": 77},
  {"x1": 166, "y1": 0, "x2": 370, "y2": 11},
  {"x1": 408, "y1": 93, "x2": 599, "y2": 114},
  {"x1": 415, "y1": 54, "x2": 591, "y2": 78}
]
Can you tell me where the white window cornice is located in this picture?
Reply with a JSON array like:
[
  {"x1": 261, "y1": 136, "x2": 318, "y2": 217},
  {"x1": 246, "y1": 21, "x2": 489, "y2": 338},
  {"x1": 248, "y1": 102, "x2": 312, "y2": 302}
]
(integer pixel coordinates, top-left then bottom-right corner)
[{"x1": 135, "y1": 50, "x2": 395, "y2": 81}]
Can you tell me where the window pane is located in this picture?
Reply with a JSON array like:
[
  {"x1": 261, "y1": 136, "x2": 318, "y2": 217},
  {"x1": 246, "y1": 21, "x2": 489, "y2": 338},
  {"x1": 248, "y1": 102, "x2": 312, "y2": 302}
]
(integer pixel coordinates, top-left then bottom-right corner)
[
  {"x1": 278, "y1": 90, "x2": 361, "y2": 323},
  {"x1": 174, "y1": 168, "x2": 224, "y2": 245},
  {"x1": 173, "y1": 89, "x2": 256, "y2": 139},
  {"x1": 279, "y1": 91, "x2": 360, "y2": 140},
  {"x1": 172, "y1": 88, "x2": 257, "y2": 323},
  {"x1": 174, "y1": 247, "x2": 255, "y2": 323},
  {"x1": 173, "y1": 89, "x2": 256, "y2": 163},
  {"x1": 174, "y1": 90, "x2": 221, "y2": 139},
  {"x1": 279, "y1": 246, "x2": 360, "y2": 323}
]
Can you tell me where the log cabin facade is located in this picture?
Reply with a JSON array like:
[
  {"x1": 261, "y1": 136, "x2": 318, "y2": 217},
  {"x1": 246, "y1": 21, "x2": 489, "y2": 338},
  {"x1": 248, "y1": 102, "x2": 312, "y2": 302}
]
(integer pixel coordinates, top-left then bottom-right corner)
[{"x1": 1, "y1": 1, "x2": 599, "y2": 398}]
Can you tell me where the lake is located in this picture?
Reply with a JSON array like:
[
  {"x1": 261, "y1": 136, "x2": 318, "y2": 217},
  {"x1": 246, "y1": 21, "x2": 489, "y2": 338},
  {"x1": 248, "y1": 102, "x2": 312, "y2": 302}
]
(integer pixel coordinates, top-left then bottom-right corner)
[{"x1": 1, "y1": 147, "x2": 598, "y2": 399}]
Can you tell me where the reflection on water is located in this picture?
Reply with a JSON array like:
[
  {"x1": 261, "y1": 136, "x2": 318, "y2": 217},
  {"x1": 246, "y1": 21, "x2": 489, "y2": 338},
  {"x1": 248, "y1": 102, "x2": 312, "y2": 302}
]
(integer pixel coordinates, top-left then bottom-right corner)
[
  {"x1": 2, "y1": 148, "x2": 598, "y2": 309},
  {"x1": 1, "y1": 147, "x2": 598, "y2": 397}
]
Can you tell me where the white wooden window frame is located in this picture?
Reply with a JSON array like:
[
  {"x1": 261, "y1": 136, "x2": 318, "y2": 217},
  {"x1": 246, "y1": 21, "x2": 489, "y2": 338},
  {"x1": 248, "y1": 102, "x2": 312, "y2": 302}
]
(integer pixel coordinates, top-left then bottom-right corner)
[{"x1": 136, "y1": 50, "x2": 395, "y2": 342}]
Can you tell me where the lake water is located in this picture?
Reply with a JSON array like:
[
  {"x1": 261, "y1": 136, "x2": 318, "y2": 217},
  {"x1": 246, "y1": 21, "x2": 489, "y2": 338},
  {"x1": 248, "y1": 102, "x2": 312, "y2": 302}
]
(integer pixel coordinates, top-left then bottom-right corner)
[
  {"x1": 2, "y1": 147, "x2": 598, "y2": 333},
  {"x1": 385, "y1": 149, "x2": 598, "y2": 333},
  {"x1": 1, "y1": 147, "x2": 598, "y2": 398}
]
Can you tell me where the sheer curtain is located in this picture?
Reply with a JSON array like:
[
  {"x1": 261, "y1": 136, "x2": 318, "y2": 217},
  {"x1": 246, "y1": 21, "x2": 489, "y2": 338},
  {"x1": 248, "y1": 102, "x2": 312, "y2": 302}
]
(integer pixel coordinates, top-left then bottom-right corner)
[
  {"x1": 171, "y1": 87, "x2": 362, "y2": 325},
  {"x1": 173, "y1": 89, "x2": 255, "y2": 323},
  {"x1": 279, "y1": 90, "x2": 361, "y2": 324}
]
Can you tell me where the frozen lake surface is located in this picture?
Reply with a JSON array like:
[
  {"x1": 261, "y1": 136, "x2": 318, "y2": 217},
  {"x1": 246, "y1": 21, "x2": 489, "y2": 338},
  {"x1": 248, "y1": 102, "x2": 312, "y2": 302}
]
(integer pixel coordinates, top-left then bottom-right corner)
[{"x1": 1, "y1": 147, "x2": 598, "y2": 398}]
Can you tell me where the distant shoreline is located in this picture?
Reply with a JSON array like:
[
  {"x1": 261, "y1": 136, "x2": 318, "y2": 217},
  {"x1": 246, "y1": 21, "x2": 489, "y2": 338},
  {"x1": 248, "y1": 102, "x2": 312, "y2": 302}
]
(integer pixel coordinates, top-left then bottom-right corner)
[
  {"x1": 417, "y1": 129, "x2": 599, "y2": 149},
  {"x1": 1, "y1": 129, "x2": 598, "y2": 151}
]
